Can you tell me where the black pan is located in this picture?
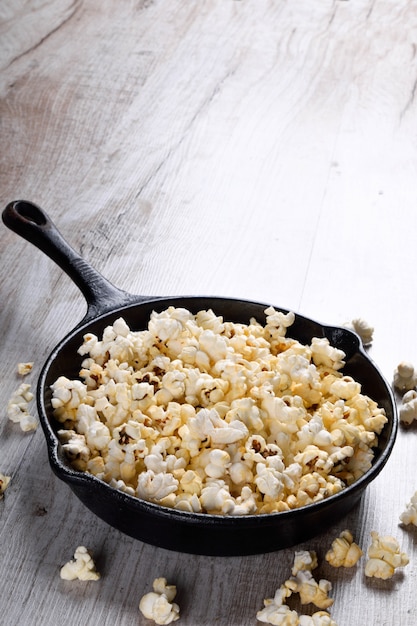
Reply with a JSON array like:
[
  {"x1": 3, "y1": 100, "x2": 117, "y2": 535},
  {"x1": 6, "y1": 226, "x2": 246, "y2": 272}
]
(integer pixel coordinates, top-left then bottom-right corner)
[{"x1": 2, "y1": 200, "x2": 398, "y2": 556}]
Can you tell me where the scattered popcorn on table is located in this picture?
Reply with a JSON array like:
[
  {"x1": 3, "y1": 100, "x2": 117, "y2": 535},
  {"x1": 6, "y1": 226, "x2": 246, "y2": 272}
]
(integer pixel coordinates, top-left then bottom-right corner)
[
  {"x1": 399, "y1": 390, "x2": 417, "y2": 425},
  {"x1": 343, "y1": 318, "x2": 374, "y2": 346},
  {"x1": 0, "y1": 473, "x2": 11, "y2": 499},
  {"x1": 51, "y1": 306, "x2": 388, "y2": 515},
  {"x1": 139, "y1": 577, "x2": 180, "y2": 625},
  {"x1": 399, "y1": 491, "x2": 417, "y2": 526},
  {"x1": 325, "y1": 530, "x2": 363, "y2": 568},
  {"x1": 291, "y1": 550, "x2": 318, "y2": 575},
  {"x1": 256, "y1": 584, "x2": 300, "y2": 625},
  {"x1": 17, "y1": 362, "x2": 34, "y2": 376},
  {"x1": 393, "y1": 361, "x2": 417, "y2": 393},
  {"x1": 257, "y1": 552, "x2": 336, "y2": 625},
  {"x1": 287, "y1": 570, "x2": 333, "y2": 610},
  {"x1": 7, "y1": 382, "x2": 38, "y2": 432},
  {"x1": 285, "y1": 551, "x2": 333, "y2": 610},
  {"x1": 364, "y1": 531, "x2": 409, "y2": 579},
  {"x1": 59, "y1": 546, "x2": 100, "y2": 581}
]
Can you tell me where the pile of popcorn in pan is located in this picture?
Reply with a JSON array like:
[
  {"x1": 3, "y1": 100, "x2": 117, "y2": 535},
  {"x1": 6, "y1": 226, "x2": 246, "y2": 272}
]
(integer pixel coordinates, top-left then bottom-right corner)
[
  {"x1": 2, "y1": 308, "x2": 417, "y2": 625},
  {"x1": 51, "y1": 307, "x2": 387, "y2": 515}
]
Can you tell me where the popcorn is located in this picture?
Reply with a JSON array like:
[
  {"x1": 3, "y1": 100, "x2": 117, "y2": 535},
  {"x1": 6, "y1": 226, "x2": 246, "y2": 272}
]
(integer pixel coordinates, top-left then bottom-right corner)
[
  {"x1": 0, "y1": 473, "x2": 11, "y2": 499},
  {"x1": 310, "y1": 337, "x2": 345, "y2": 370},
  {"x1": 137, "y1": 470, "x2": 179, "y2": 503},
  {"x1": 257, "y1": 590, "x2": 338, "y2": 626},
  {"x1": 199, "y1": 479, "x2": 235, "y2": 514},
  {"x1": 204, "y1": 448, "x2": 231, "y2": 478},
  {"x1": 60, "y1": 546, "x2": 100, "y2": 581},
  {"x1": 325, "y1": 530, "x2": 363, "y2": 567},
  {"x1": 329, "y1": 376, "x2": 361, "y2": 400},
  {"x1": 256, "y1": 585, "x2": 299, "y2": 625},
  {"x1": 139, "y1": 577, "x2": 180, "y2": 625},
  {"x1": 57, "y1": 429, "x2": 91, "y2": 470},
  {"x1": 229, "y1": 460, "x2": 254, "y2": 486},
  {"x1": 255, "y1": 462, "x2": 285, "y2": 500},
  {"x1": 52, "y1": 307, "x2": 388, "y2": 516},
  {"x1": 344, "y1": 318, "x2": 374, "y2": 346},
  {"x1": 7, "y1": 382, "x2": 38, "y2": 431},
  {"x1": 185, "y1": 407, "x2": 248, "y2": 446},
  {"x1": 291, "y1": 550, "x2": 318, "y2": 575},
  {"x1": 229, "y1": 485, "x2": 258, "y2": 515},
  {"x1": 393, "y1": 361, "x2": 417, "y2": 392},
  {"x1": 264, "y1": 307, "x2": 296, "y2": 343},
  {"x1": 17, "y1": 362, "x2": 34, "y2": 376},
  {"x1": 285, "y1": 552, "x2": 333, "y2": 610},
  {"x1": 399, "y1": 491, "x2": 417, "y2": 526},
  {"x1": 288, "y1": 570, "x2": 333, "y2": 609},
  {"x1": 399, "y1": 390, "x2": 417, "y2": 425},
  {"x1": 364, "y1": 531, "x2": 409, "y2": 579},
  {"x1": 51, "y1": 376, "x2": 88, "y2": 423},
  {"x1": 297, "y1": 415, "x2": 333, "y2": 448},
  {"x1": 257, "y1": 552, "x2": 336, "y2": 625}
]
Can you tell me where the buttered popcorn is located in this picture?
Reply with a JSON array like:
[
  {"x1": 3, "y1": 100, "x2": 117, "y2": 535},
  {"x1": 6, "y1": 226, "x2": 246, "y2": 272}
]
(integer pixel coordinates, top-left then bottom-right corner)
[
  {"x1": 51, "y1": 306, "x2": 388, "y2": 515},
  {"x1": 325, "y1": 530, "x2": 363, "y2": 568},
  {"x1": 7, "y1": 382, "x2": 38, "y2": 432},
  {"x1": 60, "y1": 546, "x2": 100, "y2": 581},
  {"x1": 139, "y1": 578, "x2": 180, "y2": 625},
  {"x1": 364, "y1": 531, "x2": 409, "y2": 579},
  {"x1": 400, "y1": 490, "x2": 417, "y2": 526}
]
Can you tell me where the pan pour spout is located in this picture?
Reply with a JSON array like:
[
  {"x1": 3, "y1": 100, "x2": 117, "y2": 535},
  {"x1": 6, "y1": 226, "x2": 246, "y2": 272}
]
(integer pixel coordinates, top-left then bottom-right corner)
[{"x1": 2, "y1": 200, "x2": 147, "y2": 324}]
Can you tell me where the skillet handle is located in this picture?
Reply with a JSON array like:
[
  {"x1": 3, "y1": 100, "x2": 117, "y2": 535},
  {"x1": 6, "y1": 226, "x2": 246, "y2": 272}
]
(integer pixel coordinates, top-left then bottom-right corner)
[{"x1": 2, "y1": 200, "x2": 142, "y2": 322}]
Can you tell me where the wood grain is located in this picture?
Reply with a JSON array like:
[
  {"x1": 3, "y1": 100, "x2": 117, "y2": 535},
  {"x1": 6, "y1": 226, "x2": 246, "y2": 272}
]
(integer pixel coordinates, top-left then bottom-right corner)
[{"x1": 2, "y1": 0, "x2": 417, "y2": 624}]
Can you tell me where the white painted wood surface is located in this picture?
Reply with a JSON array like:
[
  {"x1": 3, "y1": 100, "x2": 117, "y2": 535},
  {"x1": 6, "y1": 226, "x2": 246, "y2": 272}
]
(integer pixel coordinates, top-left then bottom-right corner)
[{"x1": 1, "y1": 1, "x2": 417, "y2": 623}]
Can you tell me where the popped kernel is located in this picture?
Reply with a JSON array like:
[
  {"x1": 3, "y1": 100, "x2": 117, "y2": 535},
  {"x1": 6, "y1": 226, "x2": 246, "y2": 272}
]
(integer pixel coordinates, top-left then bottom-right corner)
[
  {"x1": 400, "y1": 490, "x2": 417, "y2": 526},
  {"x1": 139, "y1": 577, "x2": 180, "y2": 625},
  {"x1": 393, "y1": 361, "x2": 417, "y2": 393},
  {"x1": 343, "y1": 318, "x2": 374, "y2": 346},
  {"x1": 7, "y1": 382, "x2": 38, "y2": 432},
  {"x1": 325, "y1": 530, "x2": 363, "y2": 568},
  {"x1": 17, "y1": 362, "x2": 34, "y2": 376},
  {"x1": 365, "y1": 531, "x2": 409, "y2": 579},
  {"x1": 60, "y1": 546, "x2": 100, "y2": 581}
]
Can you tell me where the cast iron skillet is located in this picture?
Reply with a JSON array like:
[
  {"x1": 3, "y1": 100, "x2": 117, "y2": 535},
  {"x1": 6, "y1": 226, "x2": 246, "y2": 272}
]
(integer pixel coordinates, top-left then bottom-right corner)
[{"x1": 2, "y1": 200, "x2": 398, "y2": 556}]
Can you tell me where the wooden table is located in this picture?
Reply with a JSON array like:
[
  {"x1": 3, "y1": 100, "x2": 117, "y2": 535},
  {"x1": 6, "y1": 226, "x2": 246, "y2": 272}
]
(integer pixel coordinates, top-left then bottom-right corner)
[{"x1": 2, "y1": 1, "x2": 417, "y2": 624}]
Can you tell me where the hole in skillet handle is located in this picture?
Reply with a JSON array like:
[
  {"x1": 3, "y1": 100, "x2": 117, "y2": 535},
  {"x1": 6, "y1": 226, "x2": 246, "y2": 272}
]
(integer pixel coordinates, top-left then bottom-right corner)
[
  {"x1": 14, "y1": 200, "x2": 47, "y2": 226},
  {"x1": 2, "y1": 199, "x2": 48, "y2": 231}
]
